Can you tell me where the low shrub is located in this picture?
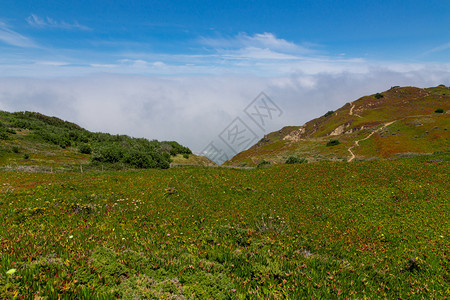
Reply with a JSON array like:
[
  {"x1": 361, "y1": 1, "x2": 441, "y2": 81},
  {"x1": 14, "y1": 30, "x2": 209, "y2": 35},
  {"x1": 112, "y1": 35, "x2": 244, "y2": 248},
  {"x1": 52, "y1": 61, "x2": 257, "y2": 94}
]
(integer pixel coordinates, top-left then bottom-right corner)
[
  {"x1": 285, "y1": 156, "x2": 307, "y2": 164},
  {"x1": 374, "y1": 93, "x2": 384, "y2": 99},
  {"x1": 78, "y1": 144, "x2": 92, "y2": 154},
  {"x1": 326, "y1": 139, "x2": 340, "y2": 147},
  {"x1": 91, "y1": 145, "x2": 124, "y2": 164},
  {"x1": 12, "y1": 146, "x2": 19, "y2": 153},
  {"x1": 435, "y1": 108, "x2": 444, "y2": 113},
  {"x1": 323, "y1": 110, "x2": 334, "y2": 117},
  {"x1": 0, "y1": 128, "x2": 9, "y2": 140},
  {"x1": 257, "y1": 160, "x2": 271, "y2": 168}
]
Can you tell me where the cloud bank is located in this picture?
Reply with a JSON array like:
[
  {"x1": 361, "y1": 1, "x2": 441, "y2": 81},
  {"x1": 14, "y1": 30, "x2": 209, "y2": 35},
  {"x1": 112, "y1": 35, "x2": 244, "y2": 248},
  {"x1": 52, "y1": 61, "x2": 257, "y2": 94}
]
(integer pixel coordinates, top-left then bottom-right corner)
[{"x1": 1, "y1": 68, "x2": 448, "y2": 160}]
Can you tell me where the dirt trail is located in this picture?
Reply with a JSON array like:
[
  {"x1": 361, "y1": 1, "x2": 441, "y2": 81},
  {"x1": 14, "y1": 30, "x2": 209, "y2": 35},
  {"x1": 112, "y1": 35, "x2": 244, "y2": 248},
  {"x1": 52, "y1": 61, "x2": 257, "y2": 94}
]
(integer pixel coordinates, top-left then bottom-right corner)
[
  {"x1": 349, "y1": 102, "x2": 362, "y2": 118},
  {"x1": 347, "y1": 121, "x2": 396, "y2": 162}
]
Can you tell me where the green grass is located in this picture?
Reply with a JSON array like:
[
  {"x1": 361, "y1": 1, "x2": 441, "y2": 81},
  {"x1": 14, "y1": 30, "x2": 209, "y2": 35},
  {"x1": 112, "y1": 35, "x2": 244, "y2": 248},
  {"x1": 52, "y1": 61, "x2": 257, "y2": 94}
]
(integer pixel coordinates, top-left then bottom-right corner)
[{"x1": 1, "y1": 153, "x2": 449, "y2": 298}]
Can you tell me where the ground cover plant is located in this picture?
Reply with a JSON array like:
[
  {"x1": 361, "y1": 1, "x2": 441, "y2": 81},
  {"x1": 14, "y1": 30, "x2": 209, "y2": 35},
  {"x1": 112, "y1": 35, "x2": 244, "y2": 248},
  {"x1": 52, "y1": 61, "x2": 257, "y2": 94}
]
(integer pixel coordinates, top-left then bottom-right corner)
[{"x1": 0, "y1": 152, "x2": 448, "y2": 298}]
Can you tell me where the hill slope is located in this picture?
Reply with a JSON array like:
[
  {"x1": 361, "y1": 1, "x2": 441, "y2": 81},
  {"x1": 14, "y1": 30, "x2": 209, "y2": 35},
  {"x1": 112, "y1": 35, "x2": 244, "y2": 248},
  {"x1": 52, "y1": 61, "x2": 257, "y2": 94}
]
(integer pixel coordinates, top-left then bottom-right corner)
[
  {"x1": 226, "y1": 85, "x2": 450, "y2": 166},
  {"x1": 0, "y1": 111, "x2": 214, "y2": 170}
]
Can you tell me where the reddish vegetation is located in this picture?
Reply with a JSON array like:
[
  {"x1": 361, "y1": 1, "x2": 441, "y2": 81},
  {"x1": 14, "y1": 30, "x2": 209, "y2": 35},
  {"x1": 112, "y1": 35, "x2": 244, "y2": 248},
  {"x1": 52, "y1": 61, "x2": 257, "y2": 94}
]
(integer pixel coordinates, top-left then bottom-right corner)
[{"x1": 227, "y1": 85, "x2": 450, "y2": 166}]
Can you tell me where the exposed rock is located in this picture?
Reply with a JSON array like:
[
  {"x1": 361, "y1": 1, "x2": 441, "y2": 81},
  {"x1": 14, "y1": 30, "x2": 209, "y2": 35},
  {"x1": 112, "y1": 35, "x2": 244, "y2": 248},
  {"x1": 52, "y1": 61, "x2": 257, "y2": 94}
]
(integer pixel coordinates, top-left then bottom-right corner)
[
  {"x1": 283, "y1": 126, "x2": 306, "y2": 142},
  {"x1": 329, "y1": 124, "x2": 349, "y2": 136}
]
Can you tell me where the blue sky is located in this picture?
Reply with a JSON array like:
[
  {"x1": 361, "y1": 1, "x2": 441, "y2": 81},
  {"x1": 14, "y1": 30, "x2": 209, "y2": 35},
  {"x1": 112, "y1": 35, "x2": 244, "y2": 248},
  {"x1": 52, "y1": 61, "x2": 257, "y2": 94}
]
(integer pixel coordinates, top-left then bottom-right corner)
[
  {"x1": 1, "y1": 0, "x2": 449, "y2": 76},
  {"x1": 0, "y1": 1, "x2": 449, "y2": 161}
]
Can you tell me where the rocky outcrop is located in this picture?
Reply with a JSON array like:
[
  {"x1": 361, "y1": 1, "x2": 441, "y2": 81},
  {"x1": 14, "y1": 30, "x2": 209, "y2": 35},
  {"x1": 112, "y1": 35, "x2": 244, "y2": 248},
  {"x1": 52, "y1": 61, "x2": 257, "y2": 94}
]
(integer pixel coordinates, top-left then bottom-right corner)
[
  {"x1": 329, "y1": 124, "x2": 349, "y2": 136},
  {"x1": 283, "y1": 126, "x2": 306, "y2": 142}
]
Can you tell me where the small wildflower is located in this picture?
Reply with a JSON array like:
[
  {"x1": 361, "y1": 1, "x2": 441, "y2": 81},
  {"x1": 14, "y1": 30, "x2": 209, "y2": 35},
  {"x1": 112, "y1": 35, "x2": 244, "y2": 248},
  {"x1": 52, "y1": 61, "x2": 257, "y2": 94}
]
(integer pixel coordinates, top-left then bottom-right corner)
[
  {"x1": 69, "y1": 235, "x2": 73, "y2": 239},
  {"x1": 6, "y1": 269, "x2": 16, "y2": 275}
]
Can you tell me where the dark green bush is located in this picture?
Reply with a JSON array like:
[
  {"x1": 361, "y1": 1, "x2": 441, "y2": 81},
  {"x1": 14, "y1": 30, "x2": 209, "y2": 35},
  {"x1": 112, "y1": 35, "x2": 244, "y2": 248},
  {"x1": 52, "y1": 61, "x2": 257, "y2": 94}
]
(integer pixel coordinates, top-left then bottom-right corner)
[
  {"x1": 257, "y1": 160, "x2": 271, "y2": 168},
  {"x1": 326, "y1": 139, "x2": 340, "y2": 147},
  {"x1": 91, "y1": 145, "x2": 171, "y2": 169},
  {"x1": 285, "y1": 156, "x2": 307, "y2": 164},
  {"x1": 123, "y1": 150, "x2": 155, "y2": 169},
  {"x1": 435, "y1": 108, "x2": 444, "y2": 113},
  {"x1": 0, "y1": 128, "x2": 8, "y2": 140},
  {"x1": 12, "y1": 146, "x2": 19, "y2": 153},
  {"x1": 183, "y1": 153, "x2": 190, "y2": 159},
  {"x1": 91, "y1": 145, "x2": 124, "y2": 164},
  {"x1": 23, "y1": 153, "x2": 30, "y2": 160},
  {"x1": 58, "y1": 139, "x2": 71, "y2": 148},
  {"x1": 323, "y1": 111, "x2": 334, "y2": 117},
  {"x1": 374, "y1": 93, "x2": 384, "y2": 99},
  {"x1": 78, "y1": 144, "x2": 92, "y2": 154},
  {"x1": 161, "y1": 141, "x2": 192, "y2": 156}
]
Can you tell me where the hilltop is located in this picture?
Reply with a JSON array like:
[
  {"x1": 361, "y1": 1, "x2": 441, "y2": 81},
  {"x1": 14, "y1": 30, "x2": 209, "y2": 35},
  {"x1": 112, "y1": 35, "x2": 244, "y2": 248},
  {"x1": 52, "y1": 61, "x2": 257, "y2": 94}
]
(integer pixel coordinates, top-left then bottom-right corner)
[
  {"x1": 0, "y1": 111, "x2": 214, "y2": 171},
  {"x1": 226, "y1": 85, "x2": 450, "y2": 166}
]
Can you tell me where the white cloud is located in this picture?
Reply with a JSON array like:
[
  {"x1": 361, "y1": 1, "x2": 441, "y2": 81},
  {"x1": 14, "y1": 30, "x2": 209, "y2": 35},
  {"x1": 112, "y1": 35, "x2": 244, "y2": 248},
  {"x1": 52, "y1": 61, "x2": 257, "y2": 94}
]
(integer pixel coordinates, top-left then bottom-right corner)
[
  {"x1": 0, "y1": 69, "x2": 448, "y2": 160},
  {"x1": 201, "y1": 32, "x2": 313, "y2": 54},
  {"x1": 219, "y1": 47, "x2": 301, "y2": 60},
  {"x1": 0, "y1": 21, "x2": 38, "y2": 48},
  {"x1": 423, "y1": 42, "x2": 450, "y2": 56},
  {"x1": 26, "y1": 14, "x2": 91, "y2": 31}
]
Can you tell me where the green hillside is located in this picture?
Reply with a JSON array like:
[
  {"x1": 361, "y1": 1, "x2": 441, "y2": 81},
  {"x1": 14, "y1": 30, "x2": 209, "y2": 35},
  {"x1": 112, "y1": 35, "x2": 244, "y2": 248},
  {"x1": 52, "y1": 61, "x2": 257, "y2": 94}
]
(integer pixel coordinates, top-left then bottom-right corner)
[
  {"x1": 0, "y1": 111, "x2": 200, "y2": 171},
  {"x1": 226, "y1": 85, "x2": 450, "y2": 166},
  {"x1": 0, "y1": 152, "x2": 448, "y2": 298}
]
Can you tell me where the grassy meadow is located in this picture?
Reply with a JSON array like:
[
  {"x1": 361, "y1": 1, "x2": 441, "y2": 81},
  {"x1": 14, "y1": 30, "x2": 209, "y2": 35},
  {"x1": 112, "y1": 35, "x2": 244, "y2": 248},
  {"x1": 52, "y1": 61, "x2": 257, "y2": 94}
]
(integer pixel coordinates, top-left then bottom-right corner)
[{"x1": 0, "y1": 152, "x2": 448, "y2": 299}]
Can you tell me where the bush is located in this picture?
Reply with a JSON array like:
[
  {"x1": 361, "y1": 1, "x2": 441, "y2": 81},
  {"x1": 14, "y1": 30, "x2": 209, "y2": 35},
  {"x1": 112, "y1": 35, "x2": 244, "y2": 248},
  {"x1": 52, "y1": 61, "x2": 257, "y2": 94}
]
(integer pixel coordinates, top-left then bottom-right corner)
[
  {"x1": 23, "y1": 153, "x2": 30, "y2": 160},
  {"x1": 435, "y1": 108, "x2": 444, "y2": 113},
  {"x1": 91, "y1": 145, "x2": 171, "y2": 169},
  {"x1": 12, "y1": 146, "x2": 19, "y2": 153},
  {"x1": 257, "y1": 160, "x2": 271, "y2": 168},
  {"x1": 123, "y1": 150, "x2": 155, "y2": 169},
  {"x1": 91, "y1": 145, "x2": 124, "y2": 164},
  {"x1": 160, "y1": 141, "x2": 192, "y2": 156},
  {"x1": 59, "y1": 139, "x2": 71, "y2": 148},
  {"x1": 78, "y1": 144, "x2": 92, "y2": 154},
  {"x1": 323, "y1": 111, "x2": 334, "y2": 117},
  {"x1": 374, "y1": 93, "x2": 384, "y2": 99},
  {"x1": 326, "y1": 139, "x2": 340, "y2": 147},
  {"x1": 285, "y1": 156, "x2": 307, "y2": 164},
  {"x1": 183, "y1": 153, "x2": 190, "y2": 159},
  {"x1": 0, "y1": 129, "x2": 8, "y2": 140}
]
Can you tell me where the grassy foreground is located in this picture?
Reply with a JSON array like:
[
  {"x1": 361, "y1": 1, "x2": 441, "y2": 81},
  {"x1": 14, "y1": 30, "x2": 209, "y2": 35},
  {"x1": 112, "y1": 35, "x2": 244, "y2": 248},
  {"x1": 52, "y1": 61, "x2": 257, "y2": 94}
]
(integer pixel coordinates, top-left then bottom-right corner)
[{"x1": 0, "y1": 154, "x2": 449, "y2": 299}]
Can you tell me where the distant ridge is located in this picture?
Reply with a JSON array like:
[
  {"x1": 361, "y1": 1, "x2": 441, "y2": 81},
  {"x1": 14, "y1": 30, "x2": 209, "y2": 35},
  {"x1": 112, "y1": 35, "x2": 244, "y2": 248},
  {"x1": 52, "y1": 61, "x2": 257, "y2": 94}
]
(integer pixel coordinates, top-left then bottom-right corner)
[
  {"x1": 226, "y1": 85, "x2": 450, "y2": 166},
  {"x1": 0, "y1": 110, "x2": 215, "y2": 170}
]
